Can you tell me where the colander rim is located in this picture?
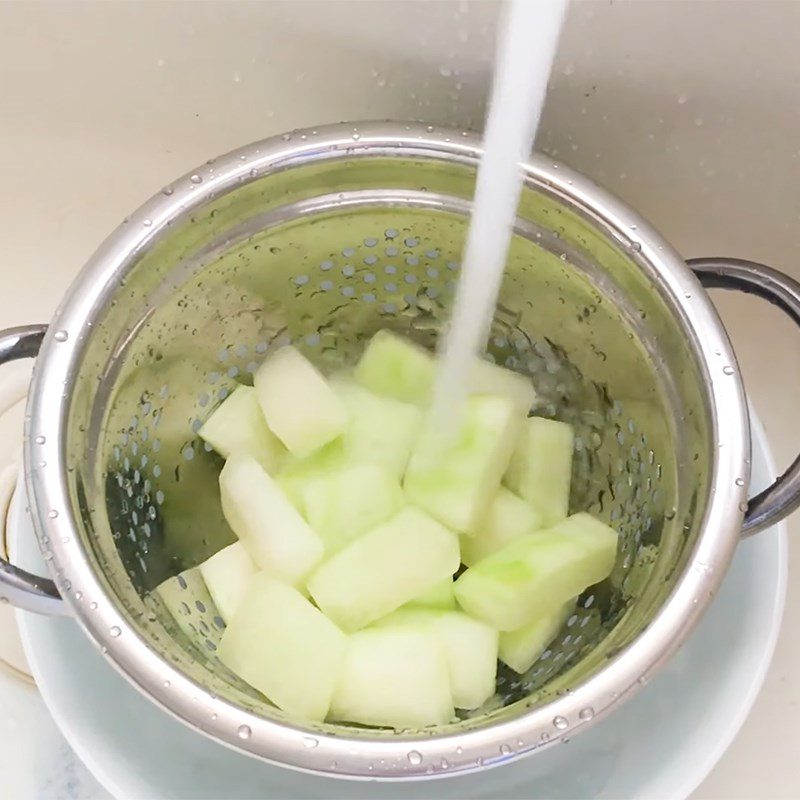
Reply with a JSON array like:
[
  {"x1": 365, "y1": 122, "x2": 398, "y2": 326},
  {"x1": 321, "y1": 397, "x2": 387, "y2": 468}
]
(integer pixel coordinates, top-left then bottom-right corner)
[{"x1": 23, "y1": 119, "x2": 749, "y2": 779}]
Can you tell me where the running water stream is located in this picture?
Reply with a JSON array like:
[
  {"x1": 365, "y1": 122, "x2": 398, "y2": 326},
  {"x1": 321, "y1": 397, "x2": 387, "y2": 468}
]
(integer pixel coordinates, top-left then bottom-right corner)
[{"x1": 431, "y1": 0, "x2": 568, "y2": 429}]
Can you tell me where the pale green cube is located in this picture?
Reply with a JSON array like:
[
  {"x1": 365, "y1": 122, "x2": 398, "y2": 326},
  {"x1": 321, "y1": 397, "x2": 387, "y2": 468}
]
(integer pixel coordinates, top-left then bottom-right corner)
[
  {"x1": 220, "y1": 454, "x2": 323, "y2": 585},
  {"x1": 505, "y1": 417, "x2": 574, "y2": 527},
  {"x1": 454, "y1": 513, "x2": 618, "y2": 630},
  {"x1": 276, "y1": 441, "x2": 347, "y2": 511},
  {"x1": 298, "y1": 463, "x2": 405, "y2": 556},
  {"x1": 499, "y1": 599, "x2": 575, "y2": 674},
  {"x1": 329, "y1": 625, "x2": 453, "y2": 729},
  {"x1": 254, "y1": 346, "x2": 347, "y2": 458},
  {"x1": 470, "y1": 359, "x2": 537, "y2": 413},
  {"x1": 198, "y1": 385, "x2": 287, "y2": 473},
  {"x1": 404, "y1": 395, "x2": 523, "y2": 534},
  {"x1": 307, "y1": 507, "x2": 460, "y2": 631},
  {"x1": 332, "y1": 378, "x2": 422, "y2": 477},
  {"x1": 198, "y1": 541, "x2": 258, "y2": 623},
  {"x1": 381, "y1": 609, "x2": 498, "y2": 710},
  {"x1": 403, "y1": 578, "x2": 456, "y2": 611},
  {"x1": 354, "y1": 329, "x2": 538, "y2": 411},
  {"x1": 219, "y1": 575, "x2": 347, "y2": 722},
  {"x1": 461, "y1": 487, "x2": 543, "y2": 566},
  {"x1": 354, "y1": 329, "x2": 436, "y2": 405}
]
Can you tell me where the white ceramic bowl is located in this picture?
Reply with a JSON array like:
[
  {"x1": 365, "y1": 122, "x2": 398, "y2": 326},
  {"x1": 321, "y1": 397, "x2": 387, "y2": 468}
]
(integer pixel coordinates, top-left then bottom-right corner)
[{"x1": 12, "y1": 418, "x2": 786, "y2": 800}]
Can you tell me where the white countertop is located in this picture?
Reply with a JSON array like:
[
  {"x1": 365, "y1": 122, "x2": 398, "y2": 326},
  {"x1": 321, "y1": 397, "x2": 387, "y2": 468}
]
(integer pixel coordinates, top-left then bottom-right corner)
[{"x1": 0, "y1": 1, "x2": 798, "y2": 796}]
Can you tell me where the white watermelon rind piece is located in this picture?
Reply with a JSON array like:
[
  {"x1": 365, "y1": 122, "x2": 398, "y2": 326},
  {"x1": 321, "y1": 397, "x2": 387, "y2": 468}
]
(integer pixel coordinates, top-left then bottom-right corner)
[
  {"x1": 498, "y1": 599, "x2": 575, "y2": 674},
  {"x1": 331, "y1": 378, "x2": 422, "y2": 477},
  {"x1": 198, "y1": 384, "x2": 287, "y2": 473},
  {"x1": 298, "y1": 463, "x2": 406, "y2": 556},
  {"x1": 329, "y1": 624, "x2": 454, "y2": 729},
  {"x1": 219, "y1": 575, "x2": 347, "y2": 722},
  {"x1": 380, "y1": 608, "x2": 499, "y2": 710},
  {"x1": 460, "y1": 486, "x2": 542, "y2": 566},
  {"x1": 220, "y1": 454, "x2": 323, "y2": 585},
  {"x1": 254, "y1": 345, "x2": 347, "y2": 458},
  {"x1": 505, "y1": 416, "x2": 574, "y2": 527},
  {"x1": 307, "y1": 507, "x2": 460, "y2": 632},
  {"x1": 198, "y1": 541, "x2": 258, "y2": 624},
  {"x1": 354, "y1": 329, "x2": 537, "y2": 412},
  {"x1": 454, "y1": 512, "x2": 618, "y2": 631},
  {"x1": 404, "y1": 394, "x2": 523, "y2": 534},
  {"x1": 354, "y1": 330, "x2": 436, "y2": 406},
  {"x1": 402, "y1": 577, "x2": 456, "y2": 611}
]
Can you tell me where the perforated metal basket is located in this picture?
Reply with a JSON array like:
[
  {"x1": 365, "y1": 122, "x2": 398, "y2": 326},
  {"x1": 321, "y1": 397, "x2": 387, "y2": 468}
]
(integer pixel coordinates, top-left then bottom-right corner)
[{"x1": 2, "y1": 121, "x2": 800, "y2": 779}]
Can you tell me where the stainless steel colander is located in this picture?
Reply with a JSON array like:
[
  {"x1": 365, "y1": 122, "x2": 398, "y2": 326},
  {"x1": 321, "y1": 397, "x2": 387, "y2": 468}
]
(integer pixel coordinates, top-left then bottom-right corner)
[{"x1": 2, "y1": 121, "x2": 800, "y2": 779}]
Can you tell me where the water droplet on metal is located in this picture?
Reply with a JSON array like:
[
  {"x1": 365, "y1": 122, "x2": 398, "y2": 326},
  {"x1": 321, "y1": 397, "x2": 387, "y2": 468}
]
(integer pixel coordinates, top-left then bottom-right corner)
[
  {"x1": 89, "y1": 601, "x2": 98, "y2": 610},
  {"x1": 35, "y1": 435, "x2": 46, "y2": 445},
  {"x1": 579, "y1": 707, "x2": 595, "y2": 721},
  {"x1": 553, "y1": 716, "x2": 568, "y2": 730},
  {"x1": 499, "y1": 743, "x2": 512, "y2": 755},
  {"x1": 407, "y1": 750, "x2": 423, "y2": 765},
  {"x1": 281, "y1": 133, "x2": 291, "y2": 141},
  {"x1": 74, "y1": 591, "x2": 82, "y2": 600},
  {"x1": 722, "y1": 365, "x2": 735, "y2": 375},
  {"x1": 630, "y1": 241, "x2": 642, "y2": 252},
  {"x1": 456, "y1": 746, "x2": 463, "y2": 755},
  {"x1": 190, "y1": 174, "x2": 203, "y2": 185},
  {"x1": 735, "y1": 477, "x2": 745, "y2": 486},
  {"x1": 302, "y1": 736, "x2": 318, "y2": 749},
  {"x1": 143, "y1": 218, "x2": 153, "y2": 227},
  {"x1": 739, "y1": 501, "x2": 749, "y2": 512},
  {"x1": 54, "y1": 330, "x2": 68, "y2": 342},
  {"x1": 238, "y1": 724, "x2": 252, "y2": 739},
  {"x1": 163, "y1": 679, "x2": 171, "y2": 688},
  {"x1": 352, "y1": 133, "x2": 361, "y2": 141},
  {"x1": 540, "y1": 731, "x2": 551, "y2": 743},
  {"x1": 109, "y1": 625, "x2": 121, "y2": 638},
  {"x1": 162, "y1": 185, "x2": 174, "y2": 196},
  {"x1": 48, "y1": 509, "x2": 58, "y2": 519}
]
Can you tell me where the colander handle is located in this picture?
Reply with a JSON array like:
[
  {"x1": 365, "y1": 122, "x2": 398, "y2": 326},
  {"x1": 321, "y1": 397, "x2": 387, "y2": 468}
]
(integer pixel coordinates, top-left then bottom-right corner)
[
  {"x1": 0, "y1": 324, "x2": 66, "y2": 615},
  {"x1": 689, "y1": 257, "x2": 800, "y2": 536}
]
